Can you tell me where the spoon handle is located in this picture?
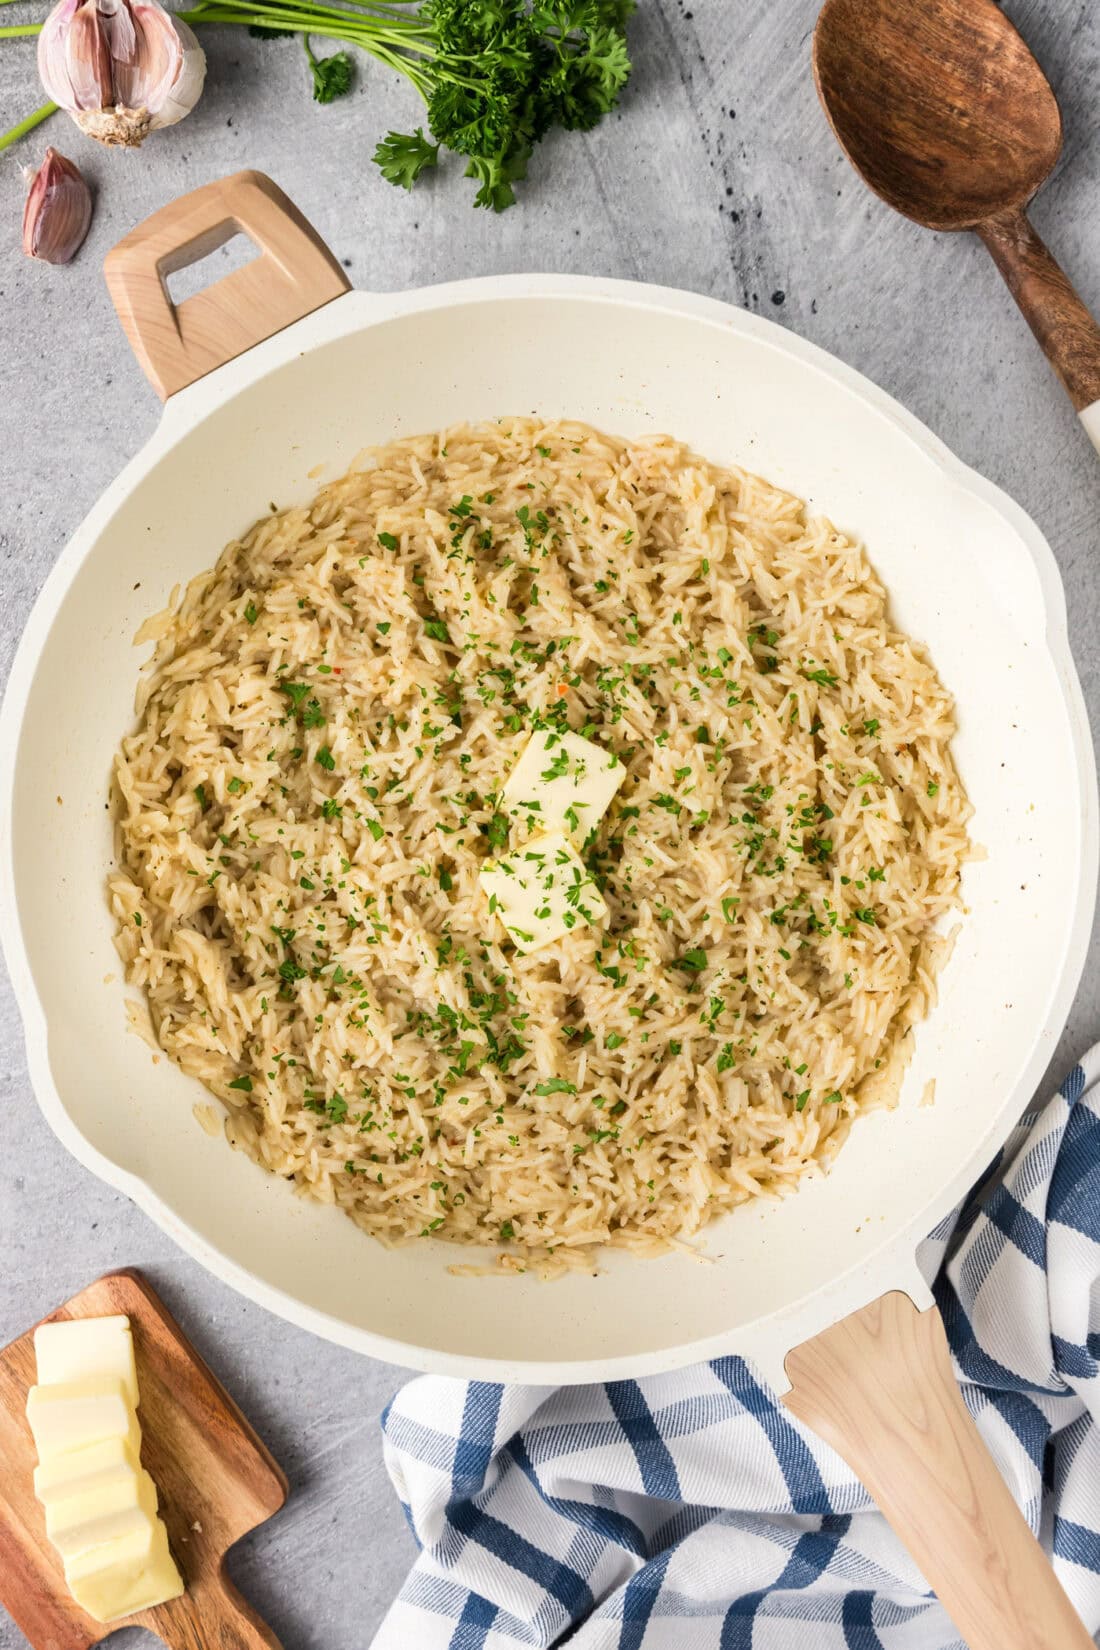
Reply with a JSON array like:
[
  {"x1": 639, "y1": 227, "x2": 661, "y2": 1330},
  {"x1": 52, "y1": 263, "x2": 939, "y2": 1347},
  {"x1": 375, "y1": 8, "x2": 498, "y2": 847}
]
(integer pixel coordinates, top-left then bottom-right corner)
[{"x1": 976, "y1": 207, "x2": 1100, "y2": 456}]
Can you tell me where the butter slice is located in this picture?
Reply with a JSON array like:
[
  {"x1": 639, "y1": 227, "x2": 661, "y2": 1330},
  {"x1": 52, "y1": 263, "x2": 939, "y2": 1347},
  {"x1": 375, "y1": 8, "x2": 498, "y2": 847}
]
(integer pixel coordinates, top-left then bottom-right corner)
[
  {"x1": 35, "y1": 1433, "x2": 143, "y2": 1505},
  {"x1": 35, "y1": 1317, "x2": 138, "y2": 1407},
  {"x1": 66, "y1": 1518, "x2": 184, "y2": 1623},
  {"x1": 26, "y1": 1377, "x2": 133, "y2": 1462},
  {"x1": 480, "y1": 830, "x2": 608, "y2": 953},
  {"x1": 47, "y1": 1467, "x2": 159, "y2": 1558},
  {"x1": 502, "y1": 729, "x2": 625, "y2": 843}
]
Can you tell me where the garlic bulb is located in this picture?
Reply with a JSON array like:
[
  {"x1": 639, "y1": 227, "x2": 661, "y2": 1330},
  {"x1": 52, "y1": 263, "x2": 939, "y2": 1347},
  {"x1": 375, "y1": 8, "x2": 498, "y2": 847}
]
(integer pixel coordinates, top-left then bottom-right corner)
[
  {"x1": 22, "y1": 147, "x2": 93, "y2": 264},
  {"x1": 37, "y1": 0, "x2": 206, "y2": 148}
]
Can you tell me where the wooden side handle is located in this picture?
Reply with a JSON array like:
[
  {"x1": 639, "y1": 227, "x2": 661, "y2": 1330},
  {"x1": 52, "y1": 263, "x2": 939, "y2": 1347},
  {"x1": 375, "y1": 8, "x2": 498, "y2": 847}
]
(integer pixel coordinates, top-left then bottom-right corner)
[
  {"x1": 977, "y1": 206, "x2": 1100, "y2": 419},
  {"x1": 104, "y1": 170, "x2": 351, "y2": 401},
  {"x1": 783, "y1": 1293, "x2": 1092, "y2": 1650}
]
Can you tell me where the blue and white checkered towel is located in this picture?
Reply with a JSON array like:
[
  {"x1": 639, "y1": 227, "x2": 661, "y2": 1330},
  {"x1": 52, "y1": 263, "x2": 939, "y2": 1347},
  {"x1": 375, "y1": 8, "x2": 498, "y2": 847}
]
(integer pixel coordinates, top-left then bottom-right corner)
[{"x1": 373, "y1": 1050, "x2": 1100, "y2": 1649}]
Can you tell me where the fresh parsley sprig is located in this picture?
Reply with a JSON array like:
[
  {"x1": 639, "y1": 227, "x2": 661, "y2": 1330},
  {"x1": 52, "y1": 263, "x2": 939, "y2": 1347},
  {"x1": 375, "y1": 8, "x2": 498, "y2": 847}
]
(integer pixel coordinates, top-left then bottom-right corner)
[{"x1": 196, "y1": 0, "x2": 635, "y2": 209}]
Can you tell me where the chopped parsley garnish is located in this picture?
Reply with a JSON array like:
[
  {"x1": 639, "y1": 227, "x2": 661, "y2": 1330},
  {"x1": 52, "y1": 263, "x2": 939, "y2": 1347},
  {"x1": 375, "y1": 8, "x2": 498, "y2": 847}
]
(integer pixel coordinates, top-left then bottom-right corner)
[
  {"x1": 534, "y1": 1077, "x2": 577, "y2": 1095},
  {"x1": 378, "y1": 532, "x2": 399, "y2": 551},
  {"x1": 315, "y1": 746, "x2": 336, "y2": 771},
  {"x1": 278, "y1": 681, "x2": 311, "y2": 709},
  {"x1": 486, "y1": 813, "x2": 509, "y2": 851},
  {"x1": 424, "y1": 616, "x2": 451, "y2": 643},
  {"x1": 673, "y1": 948, "x2": 707, "y2": 972},
  {"x1": 228, "y1": 1075, "x2": 253, "y2": 1092}
]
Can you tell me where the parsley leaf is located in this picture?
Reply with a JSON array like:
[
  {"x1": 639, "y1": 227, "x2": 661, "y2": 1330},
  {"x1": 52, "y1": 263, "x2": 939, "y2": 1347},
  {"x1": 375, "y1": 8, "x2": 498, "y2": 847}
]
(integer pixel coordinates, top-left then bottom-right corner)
[
  {"x1": 305, "y1": 37, "x2": 353, "y2": 102},
  {"x1": 374, "y1": 128, "x2": 440, "y2": 191}
]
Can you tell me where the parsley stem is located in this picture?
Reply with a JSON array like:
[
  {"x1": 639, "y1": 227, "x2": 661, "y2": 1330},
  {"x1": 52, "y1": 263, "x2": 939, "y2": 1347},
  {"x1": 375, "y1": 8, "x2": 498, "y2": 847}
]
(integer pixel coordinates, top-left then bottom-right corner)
[{"x1": 0, "y1": 98, "x2": 53, "y2": 151}]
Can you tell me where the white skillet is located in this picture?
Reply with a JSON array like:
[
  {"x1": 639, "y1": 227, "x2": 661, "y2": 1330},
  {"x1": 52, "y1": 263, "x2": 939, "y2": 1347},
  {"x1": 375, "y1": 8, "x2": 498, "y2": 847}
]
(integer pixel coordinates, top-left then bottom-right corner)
[{"x1": 1, "y1": 173, "x2": 1095, "y2": 1650}]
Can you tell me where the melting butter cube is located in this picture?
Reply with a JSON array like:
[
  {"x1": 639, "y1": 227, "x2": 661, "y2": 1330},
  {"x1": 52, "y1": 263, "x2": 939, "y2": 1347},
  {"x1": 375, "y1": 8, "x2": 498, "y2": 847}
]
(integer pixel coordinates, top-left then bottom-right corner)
[
  {"x1": 66, "y1": 1519, "x2": 184, "y2": 1623},
  {"x1": 501, "y1": 729, "x2": 625, "y2": 843},
  {"x1": 26, "y1": 1377, "x2": 134, "y2": 1462},
  {"x1": 34, "y1": 1433, "x2": 143, "y2": 1505},
  {"x1": 35, "y1": 1317, "x2": 138, "y2": 1407},
  {"x1": 480, "y1": 829, "x2": 607, "y2": 952}
]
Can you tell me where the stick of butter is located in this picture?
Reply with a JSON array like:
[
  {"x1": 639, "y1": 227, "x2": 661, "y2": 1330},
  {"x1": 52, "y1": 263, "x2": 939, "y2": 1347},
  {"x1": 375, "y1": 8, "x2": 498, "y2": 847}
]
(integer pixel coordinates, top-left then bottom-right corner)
[{"x1": 26, "y1": 1315, "x2": 184, "y2": 1623}]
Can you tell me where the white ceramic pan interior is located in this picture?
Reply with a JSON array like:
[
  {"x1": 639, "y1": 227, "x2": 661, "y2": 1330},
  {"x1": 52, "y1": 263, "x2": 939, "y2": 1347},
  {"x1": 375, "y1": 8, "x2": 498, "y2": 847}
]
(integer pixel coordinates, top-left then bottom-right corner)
[{"x1": 1, "y1": 175, "x2": 1095, "y2": 1396}]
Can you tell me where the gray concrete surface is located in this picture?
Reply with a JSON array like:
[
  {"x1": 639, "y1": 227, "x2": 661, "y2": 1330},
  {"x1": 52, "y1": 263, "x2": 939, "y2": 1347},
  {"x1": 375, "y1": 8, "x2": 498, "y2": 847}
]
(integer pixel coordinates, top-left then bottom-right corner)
[{"x1": 1, "y1": 1, "x2": 1099, "y2": 1645}]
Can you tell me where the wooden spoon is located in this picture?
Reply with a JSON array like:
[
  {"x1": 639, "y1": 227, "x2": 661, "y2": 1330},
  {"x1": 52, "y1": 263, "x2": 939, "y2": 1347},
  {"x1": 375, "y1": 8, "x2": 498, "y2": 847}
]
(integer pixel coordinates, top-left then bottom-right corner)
[{"x1": 813, "y1": 0, "x2": 1100, "y2": 455}]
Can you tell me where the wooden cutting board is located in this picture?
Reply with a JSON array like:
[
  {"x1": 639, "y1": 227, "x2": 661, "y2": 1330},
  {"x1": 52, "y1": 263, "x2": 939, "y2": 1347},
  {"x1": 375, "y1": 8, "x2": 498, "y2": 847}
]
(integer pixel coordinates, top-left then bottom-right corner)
[{"x1": 0, "y1": 1268, "x2": 287, "y2": 1650}]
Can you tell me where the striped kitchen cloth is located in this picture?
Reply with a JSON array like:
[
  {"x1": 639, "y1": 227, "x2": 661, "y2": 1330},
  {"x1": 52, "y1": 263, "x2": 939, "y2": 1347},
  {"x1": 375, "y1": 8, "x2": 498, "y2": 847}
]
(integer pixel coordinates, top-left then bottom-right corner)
[{"x1": 372, "y1": 1048, "x2": 1100, "y2": 1649}]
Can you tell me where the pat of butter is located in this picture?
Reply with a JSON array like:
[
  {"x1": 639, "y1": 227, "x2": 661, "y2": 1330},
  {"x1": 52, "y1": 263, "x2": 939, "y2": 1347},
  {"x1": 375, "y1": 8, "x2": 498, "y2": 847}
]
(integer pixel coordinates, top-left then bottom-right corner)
[
  {"x1": 35, "y1": 1317, "x2": 138, "y2": 1407},
  {"x1": 480, "y1": 829, "x2": 608, "y2": 952},
  {"x1": 501, "y1": 729, "x2": 625, "y2": 843},
  {"x1": 66, "y1": 1519, "x2": 184, "y2": 1623},
  {"x1": 34, "y1": 1434, "x2": 143, "y2": 1505},
  {"x1": 26, "y1": 1377, "x2": 134, "y2": 1462}
]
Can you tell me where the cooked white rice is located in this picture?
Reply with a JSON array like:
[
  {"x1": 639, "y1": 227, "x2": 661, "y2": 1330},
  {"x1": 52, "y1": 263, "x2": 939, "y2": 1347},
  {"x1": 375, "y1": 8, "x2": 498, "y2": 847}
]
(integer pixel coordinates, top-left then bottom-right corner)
[{"x1": 109, "y1": 418, "x2": 970, "y2": 1274}]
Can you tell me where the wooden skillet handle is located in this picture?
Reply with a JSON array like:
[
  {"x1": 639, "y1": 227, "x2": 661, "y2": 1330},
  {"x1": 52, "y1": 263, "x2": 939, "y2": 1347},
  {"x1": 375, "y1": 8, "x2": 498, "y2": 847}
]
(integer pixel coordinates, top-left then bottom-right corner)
[
  {"x1": 783, "y1": 1293, "x2": 1092, "y2": 1650},
  {"x1": 104, "y1": 170, "x2": 350, "y2": 401},
  {"x1": 977, "y1": 206, "x2": 1100, "y2": 453}
]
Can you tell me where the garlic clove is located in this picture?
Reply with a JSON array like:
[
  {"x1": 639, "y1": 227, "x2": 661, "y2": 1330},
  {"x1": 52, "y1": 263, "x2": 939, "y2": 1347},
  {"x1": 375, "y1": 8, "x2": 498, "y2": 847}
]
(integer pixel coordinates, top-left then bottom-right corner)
[
  {"x1": 38, "y1": 0, "x2": 111, "y2": 113},
  {"x1": 65, "y1": 0, "x2": 115, "y2": 108},
  {"x1": 111, "y1": 0, "x2": 178, "y2": 112},
  {"x1": 37, "y1": 0, "x2": 206, "y2": 148},
  {"x1": 147, "y1": 13, "x2": 205, "y2": 131},
  {"x1": 22, "y1": 147, "x2": 93, "y2": 265}
]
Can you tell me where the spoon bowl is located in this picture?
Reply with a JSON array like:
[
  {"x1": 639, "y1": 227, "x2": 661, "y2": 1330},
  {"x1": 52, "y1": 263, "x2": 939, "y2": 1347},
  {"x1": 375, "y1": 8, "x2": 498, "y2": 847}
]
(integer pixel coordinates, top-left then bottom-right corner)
[{"x1": 813, "y1": 0, "x2": 1062, "y2": 231}]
